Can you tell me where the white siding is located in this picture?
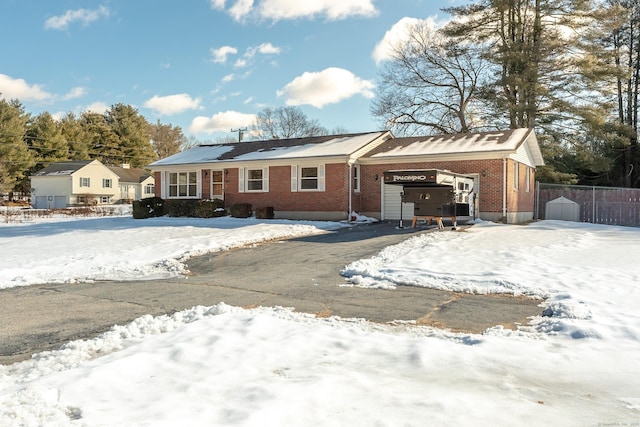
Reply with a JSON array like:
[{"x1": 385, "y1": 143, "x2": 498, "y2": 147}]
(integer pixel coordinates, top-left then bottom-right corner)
[{"x1": 382, "y1": 183, "x2": 414, "y2": 221}]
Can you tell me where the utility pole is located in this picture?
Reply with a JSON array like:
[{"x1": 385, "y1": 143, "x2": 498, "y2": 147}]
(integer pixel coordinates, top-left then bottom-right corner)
[{"x1": 231, "y1": 128, "x2": 247, "y2": 143}]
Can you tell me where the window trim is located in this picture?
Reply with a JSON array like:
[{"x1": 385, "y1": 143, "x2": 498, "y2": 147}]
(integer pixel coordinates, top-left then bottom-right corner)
[
  {"x1": 353, "y1": 164, "x2": 360, "y2": 193},
  {"x1": 513, "y1": 162, "x2": 519, "y2": 190},
  {"x1": 211, "y1": 169, "x2": 224, "y2": 199},
  {"x1": 167, "y1": 171, "x2": 199, "y2": 198},
  {"x1": 291, "y1": 164, "x2": 325, "y2": 192},
  {"x1": 239, "y1": 167, "x2": 269, "y2": 193},
  {"x1": 525, "y1": 166, "x2": 531, "y2": 192}
]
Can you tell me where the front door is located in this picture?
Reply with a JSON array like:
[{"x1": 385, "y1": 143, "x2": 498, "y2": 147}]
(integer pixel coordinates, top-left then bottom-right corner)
[{"x1": 211, "y1": 170, "x2": 224, "y2": 200}]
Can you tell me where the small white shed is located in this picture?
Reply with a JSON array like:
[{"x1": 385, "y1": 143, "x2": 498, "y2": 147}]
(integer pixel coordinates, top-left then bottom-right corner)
[{"x1": 545, "y1": 196, "x2": 580, "y2": 222}]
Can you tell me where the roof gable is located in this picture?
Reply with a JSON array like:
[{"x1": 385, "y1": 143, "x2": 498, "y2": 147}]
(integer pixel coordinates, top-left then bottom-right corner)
[
  {"x1": 149, "y1": 132, "x2": 390, "y2": 167},
  {"x1": 107, "y1": 166, "x2": 152, "y2": 183},
  {"x1": 363, "y1": 128, "x2": 544, "y2": 166}
]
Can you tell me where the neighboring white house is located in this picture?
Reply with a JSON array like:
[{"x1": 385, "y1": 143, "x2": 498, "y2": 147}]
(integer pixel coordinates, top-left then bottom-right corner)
[
  {"x1": 107, "y1": 164, "x2": 155, "y2": 202},
  {"x1": 30, "y1": 160, "x2": 153, "y2": 209}
]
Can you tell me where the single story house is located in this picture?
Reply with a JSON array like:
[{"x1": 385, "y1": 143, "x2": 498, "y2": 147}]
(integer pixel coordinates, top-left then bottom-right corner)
[
  {"x1": 148, "y1": 128, "x2": 544, "y2": 224},
  {"x1": 107, "y1": 164, "x2": 155, "y2": 202},
  {"x1": 30, "y1": 160, "x2": 154, "y2": 209}
]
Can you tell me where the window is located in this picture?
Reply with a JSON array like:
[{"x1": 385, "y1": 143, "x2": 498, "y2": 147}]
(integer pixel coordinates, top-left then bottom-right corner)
[
  {"x1": 300, "y1": 167, "x2": 319, "y2": 190},
  {"x1": 102, "y1": 178, "x2": 112, "y2": 188},
  {"x1": 239, "y1": 168, "x2": 268, "y2": 192},
  {"x1": 525, "y1": 167, "x2": 530, "y2": 192},
  {"x1": 144, "y1": 184, "x2": 155, "y2": 195},
  {"x1": 353, "y1": 165, "x2": 360, "y2": 192},
  {"x1": 79, "y1": 177, "x2": 90, "y2": 187},
  {"x1": 100, "y1": 196, "x2": 110, "y2": 204},
  {"x1": 168, "y1": 172, "x2": 198, "y2": 198},
  {"x1": 212, "y1": 170, "x2": 223, "y2": 198},
  {"x1": 291, "y1": 164, "x2": 325, "y2": 192},
  {"x1": 513, "y1": 162, "x2": 519, "y2": 190}
]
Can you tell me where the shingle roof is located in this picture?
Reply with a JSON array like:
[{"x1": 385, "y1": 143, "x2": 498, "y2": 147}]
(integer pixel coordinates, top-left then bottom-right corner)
[
  {"x1": 32, "y1": 160, "x2": 93, "y2": 176},
  {"x1": 107, "y1": 166, "x2": 152, "y2": 183},
  {"x1": 362, "y1": 128, "x2": 544, "y2": 165},
  {"x1": 148, "y1": 132, "x2": 389, "y2": 166}
]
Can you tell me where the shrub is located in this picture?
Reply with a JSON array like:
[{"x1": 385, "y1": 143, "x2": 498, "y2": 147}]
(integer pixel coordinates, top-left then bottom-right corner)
[
  {"x1": 133, "y1": 197, "x2": 165, "y2": 219},
  {"x1": 230, "y1": 202, "x2": 252, "y2": 218},
  {"x1": 255, "y1": 206, "x2": 274, "y2": 219},
  {"x1": 194, "y1": 199, "x2": 226, "y2": 218},
  {"x1": 164, "y1": 199, "x2": 226, "y2": 218}
]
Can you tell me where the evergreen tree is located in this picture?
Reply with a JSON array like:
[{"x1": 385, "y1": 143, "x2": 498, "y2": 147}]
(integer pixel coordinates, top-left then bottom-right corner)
[
  {"x1": 105, "y1": 104, "x2": 154, "y2": 167},
  {"x1": 0, "y1": 98, "x2": 33, "y2": 193},
  {"x1": 59, "y1": 112, "x2": 91, "y2": 160},
  {"x1": 78, "y1": 111, "x2": 120, "y2": 165},
  {"x1": 26, "y1": 112, "x2": 69, "y2": 169}
]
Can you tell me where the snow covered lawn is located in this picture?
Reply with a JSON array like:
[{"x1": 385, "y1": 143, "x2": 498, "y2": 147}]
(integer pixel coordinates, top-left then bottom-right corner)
[{"x1": 0, "y1": 215, "x2": 639, "y2": 426}]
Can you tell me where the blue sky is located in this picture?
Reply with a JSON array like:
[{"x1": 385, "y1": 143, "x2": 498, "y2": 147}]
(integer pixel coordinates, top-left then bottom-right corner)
[{"x1": 0, "y1": 0, "x2": 462, "y2": 142}]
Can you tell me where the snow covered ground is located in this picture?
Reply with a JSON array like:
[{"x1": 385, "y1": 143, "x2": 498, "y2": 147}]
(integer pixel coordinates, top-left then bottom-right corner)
[{"x1": 0, "y1": 212, "x2": 639, "y2": 426}]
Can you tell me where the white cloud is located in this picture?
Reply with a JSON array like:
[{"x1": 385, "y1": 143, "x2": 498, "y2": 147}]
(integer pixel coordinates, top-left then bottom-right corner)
[
  {"x1": 210, "y1": 0, "x2": 226, "y2": 9},
  {"x1": 61, "y1": 86, "x2": 87, "y2": 101},
  {"x1": 229, "y1": 0, "x2": 254, "y2": 21},
  {"x1": 277, "y1": 67, "x2": 374, "y2": 108},
  {"x1": 44, "y1": 5, "x2": 110, "y2": 31},
  {"x1": 222, "y1": 74, "x2": 235, "y2": 83},
  {"x1": 0, "y1": 74, "x2": 54, "y2": 101},
  {"x1": 216, "y1": 0, "x2": 376, "y2": 22},
  {"x1": 85, "y1": 102, "x2": 109, "y2": 114},
  {"x1": 234, "y1": 58, "x2": 248, "y2": 68},
  {"x1": 372, "y1": 16, "x2": 442, "y2": 64},
  {"x1": 210, "y1": 46, "x2": 238, "y2": 64},
  {"x1": 189, "y1": 110, "x2": 257, "y2": 134},
  {"x1": 144, "y1": 94, "x2": 202, "y2": 115},
  {"x1": 246, "y1": 42, "x2": 281, "y2": 57}
]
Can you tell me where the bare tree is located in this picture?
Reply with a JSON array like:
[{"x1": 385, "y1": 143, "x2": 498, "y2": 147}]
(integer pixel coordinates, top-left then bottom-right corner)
[
  {"x1": 371, "y1": 21, "x2": 490, "y2": 136},
  {"x1": 251, "y1": 106, "x2": 328, "y2": 140}
]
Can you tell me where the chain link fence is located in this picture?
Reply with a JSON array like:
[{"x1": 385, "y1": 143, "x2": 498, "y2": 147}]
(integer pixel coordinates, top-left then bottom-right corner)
[{"x1": 535, "y1": 182, "x2": 640, "y2": 227}]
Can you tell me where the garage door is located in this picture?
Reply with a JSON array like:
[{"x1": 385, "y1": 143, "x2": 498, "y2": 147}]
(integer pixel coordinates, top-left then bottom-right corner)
[{"x1": 381, "y1": 183, "x2": 414, "y2": 221}]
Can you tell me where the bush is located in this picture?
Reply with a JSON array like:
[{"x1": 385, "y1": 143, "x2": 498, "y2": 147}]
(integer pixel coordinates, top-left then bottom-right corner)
[
  {"x1": 133, "y1": 197, "x2": 165, "y2": 219},
  {"x1": 255, "y1": 206, "x2": 274, "y2": 219},
  {"x1": 230, "y1": 202, "x2": 252, "y2": 218},
  {"x1": 164, "y1": 199, "x2": 226, "y2": 218},
  {"x1": 194, "y1": 199, "x2": 226, "y2": 218}
]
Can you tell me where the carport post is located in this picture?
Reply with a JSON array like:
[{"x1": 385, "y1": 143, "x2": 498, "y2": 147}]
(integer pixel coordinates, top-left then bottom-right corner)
[{"x1": 399, "y1": 191, "x2": 405, "y2": 228}]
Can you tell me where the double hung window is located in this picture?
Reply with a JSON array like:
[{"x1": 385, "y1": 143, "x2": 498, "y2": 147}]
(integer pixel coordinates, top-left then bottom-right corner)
[{"x1": 168, "y1": 172, "x2": 198, "y2": 197}]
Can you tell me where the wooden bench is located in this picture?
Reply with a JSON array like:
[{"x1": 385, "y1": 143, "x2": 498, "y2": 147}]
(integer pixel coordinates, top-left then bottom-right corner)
[{"x1": 412, "y1": 215, "x2": 457, "y2": 229}]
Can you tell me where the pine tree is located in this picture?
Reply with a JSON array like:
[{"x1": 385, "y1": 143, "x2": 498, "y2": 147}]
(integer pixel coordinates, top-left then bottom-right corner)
[
  {"x1": 0, "y1": 99, "x2": 34, "y2": 193},
  {"x1": 26, "y1": 112, "x2": 69, "y2": 169},
  {"x1": 105, "y1": 104, "x2": 155, "y2": 167}
]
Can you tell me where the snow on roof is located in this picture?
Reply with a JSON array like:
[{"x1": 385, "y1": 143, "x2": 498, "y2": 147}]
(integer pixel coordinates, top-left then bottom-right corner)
[
  {"x1": 148, "y1": 132, "x2": 388, "y2": 167},
  {"x1": 364, "y1": 128, "x2": 537, "y2": 159},
  {"x1": 32, "y1": 160, "x2": 93, "y2": 176},
  {"x1": 149, "y1": 145, "x2": 236, "y2": 166}
]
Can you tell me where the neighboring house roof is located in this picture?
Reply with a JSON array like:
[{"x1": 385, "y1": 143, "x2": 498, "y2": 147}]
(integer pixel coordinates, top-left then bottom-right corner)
[
  {"x1": 107, "y1": 166, "x2": 152, "y2": 184},
  {"x1": 149, "y1": 131, "x2": 391, "y2": 166},
  {"x1": 361, "y1": 128, "x2": 544, "y2": 166},
  {"x1": 32, "y1": 160, "x2": 94, "y2": 176}
]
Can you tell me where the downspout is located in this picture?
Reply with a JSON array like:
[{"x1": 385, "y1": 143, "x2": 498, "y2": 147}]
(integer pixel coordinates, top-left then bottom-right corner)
[
  {"x1": 348, "y1": 162, "x2": 353, "y2": 221},
  {"x1": 502, "y1": 156, "x2": 507, "y2": 223}
]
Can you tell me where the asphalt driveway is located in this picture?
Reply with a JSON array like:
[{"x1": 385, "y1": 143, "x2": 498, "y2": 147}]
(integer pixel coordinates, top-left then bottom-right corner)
[{"x1": 0, "y1": 221, "x2": 543, "y2": 365}]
